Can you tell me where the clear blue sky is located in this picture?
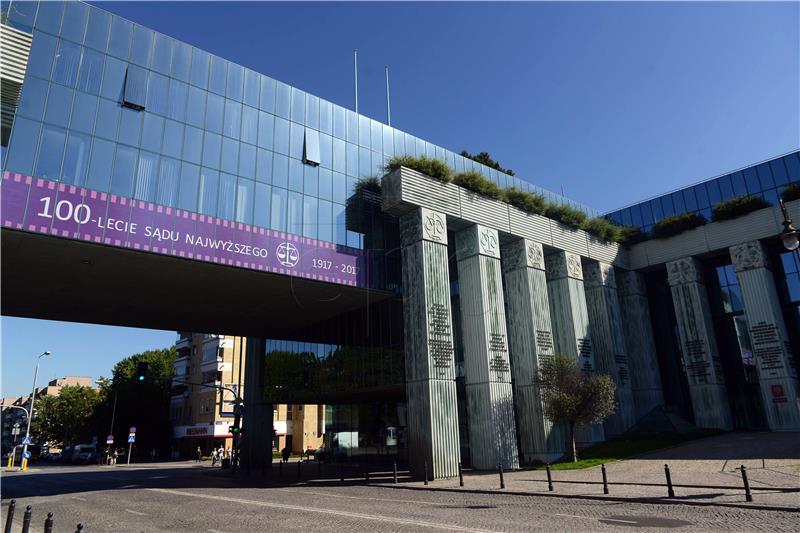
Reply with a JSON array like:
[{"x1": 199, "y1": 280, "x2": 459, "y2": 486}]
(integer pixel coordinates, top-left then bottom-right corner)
[{"x1": 2, "y1": 1, "x2": 798, "y2": 396}]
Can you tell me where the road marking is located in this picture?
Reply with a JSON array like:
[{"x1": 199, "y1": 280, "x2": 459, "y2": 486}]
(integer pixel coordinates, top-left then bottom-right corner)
[
  {"x1": 553, "y1": 514, "x2": 589, "y2": 520},
  {"x1": 125, "y1": 509, "x2": 148, "y2": 516},
  {"x1": 120, "y1": 484, "x2": 141, "y2": 489},
  {"x1": 276, "y1": 487, "x2": 453, "y2": 507},
  {"x1": 71, "y1": 496, "x2": 87, "y2": 502},
  {"x1": 600, "y1": 518, "x2": 638, "y2": 524},
  {"x1": 147, "y1": 488, "x2": 500, "y2": 533}
]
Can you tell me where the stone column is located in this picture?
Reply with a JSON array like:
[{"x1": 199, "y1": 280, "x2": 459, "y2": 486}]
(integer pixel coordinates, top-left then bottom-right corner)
[
  {"x1": 730, "y1": 241, "x2": 800, "y2": 430},
  {"x1": 666, "y1": 257, "x2": 733, "y2": 430},
  {"x1": 545, "y1": 250, "x2": 604, "y2": 445},
  {"x1": 583, "y1": 261, "x2": 636, "y2": 436},
  {"x1": 400, "y1": 207, "x2": 460, "y2": 479},
  {"x1": 241, "y1": 337, "x2": 273, "y2": 473},
  {"x1": 456, "y1": 224, "x2": 519, "y2": 470},
  {"x1": 617, "y1": 270, "x2": 665, "y2": 419},
  {"x1": 501, "y1": 239, "x2": 563, "y2": 464}
]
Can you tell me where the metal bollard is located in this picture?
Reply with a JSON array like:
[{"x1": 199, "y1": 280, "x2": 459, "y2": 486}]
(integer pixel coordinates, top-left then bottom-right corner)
[
  {"x1": 43, "y1": 512, "x2": 54, "y2": 533},
  {"x1": 423, "y1": 461, "x2": 428, "y2": 485},
  {"x1": 740, "y1": 465, "x2": 753, "y2": 502},
  {"x1": 393, "y1": 461, "x2": 398, "y2": 484},
  {"x1": 664, "y1": 464, "x2": 675, "y2": 498},
  {"x1": 4, "y1": 499, "x2": 16, "y2": 533},
  {"x1": 458, "y1": 462, "x2": 464, "y2": 487},
  {"x1": 498, "y1": 463, "x2": 505, "y2": 490},
  {"x1": 21, "y1": 505, "x2": 32, "y2": 533},
  {"x1": 546, "y1": 464, "x2": 554, "y2": 492},
  {"x1": 601, "y1": 464, "x2": 609, "y2": 494},
  {"x1": 75, "y1": 524, "x2": 84, "y2": 533}
]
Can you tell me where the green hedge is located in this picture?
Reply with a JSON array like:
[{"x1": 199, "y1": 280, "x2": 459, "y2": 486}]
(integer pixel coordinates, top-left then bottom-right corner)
[
  {"x1": 354, "y1": 175, "x2": 382, "y2": 195},
  {"x1": 544, "y1": 203, "x2": 588, "y2": 230},
  {"x1": 652, "y1": 212, "x2": 706, "y2": 239},
  {"x1": 584, "y1": 217, "x2": 621, "y2": 242},
  {"x1": 711, "y1": 195, "x2": 770, "y2": 222},
  {"x1": 618, "y1": 225, "x2": 647, "y2": 247},
  {"x1": 384, "y1": 155, "x2": 453, "y2": 183},
  {"x1": 453, "y1": 170, "x2": 504, "y2": 200},
  {"x1": 782, "y1": 182, "x2": 800, "y2": 202},
  {"x1": 504, "y1": 187, "x2": 546, "y2": 215}
]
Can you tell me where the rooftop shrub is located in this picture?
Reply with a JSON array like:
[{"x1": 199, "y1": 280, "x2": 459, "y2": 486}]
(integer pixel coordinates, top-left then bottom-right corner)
[
  {"x1": 618, "y1": 225, "x2": 647, "y2": 247},
  {"x1": 544, "y1": 203, "x2": 588, "y2": 230},
  {"x1": 384, "y1": 155, "x2": 453, "y2": 183},
  {"x1": 584, "y1": 217, "x2": 622, "y2": 243},
  {"x1": 651, "y1": 212, "x2": 706, "y2": 239},
  {"x1": 781, "y1": 182, "x2": 800, "y2": 202},
  {"x1": 504, "y1": 187, "x2": 546, "y2": 215},
  {"x1": 711, "y1": 195, "x2": 770, "y2": 222},
  {"x1": 354, "y1": 175, "x2": 382, "y2": 195},
  {"x1": 453, "y1": 170, "x2": 504, "y2": 201}
]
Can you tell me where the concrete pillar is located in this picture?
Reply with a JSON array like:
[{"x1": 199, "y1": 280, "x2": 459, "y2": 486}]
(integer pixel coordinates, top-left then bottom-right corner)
[
  {"x1": 583, "y1": 261, "x2": 636, "y2": 436},
  {"x1": 545, "y1": 250, "x2": 604, "y2": 445},
  {"x1": 666, "y1": 257, "x2": 733, "y2": 430},
  {"x1": 400, "y1": 207, "x2": 460, "y2": 479},
  {"x1": 501, "y1": 239, "x2": 563, "y2": 464},
  {"x1": 241, "y1": 337, "x2": 274, "y2": 473},
  {"x1": 616, "y1": 270, "x2": 665, "y2": 419},
  {"x1": 730, "y1": 241, "x2": 800, "y2": 430},
  {"x1": 456, "y1": 224, "x2": 519, "y2": 470}
]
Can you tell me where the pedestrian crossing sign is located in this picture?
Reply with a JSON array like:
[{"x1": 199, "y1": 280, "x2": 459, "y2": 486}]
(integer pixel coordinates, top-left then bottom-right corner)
[
  {"x1": 21, "y1": 436, "x2": 31, "y2": 445},
  {"x1": 128, "y1": 434, "x2": 136, "y2": 443}
]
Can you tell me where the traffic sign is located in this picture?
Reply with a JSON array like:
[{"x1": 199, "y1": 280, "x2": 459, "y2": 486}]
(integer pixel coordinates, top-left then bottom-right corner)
[
  {"x1": 22, "y1": 451, "x2": 31, "y2": 459},
  {"x1": 21, "y1": 436, "x2": 31, "y2": 445},
  {"x1": 129, "y1": 426, "x2": 136, "y2": 433},
  {"x1": 107, "y1": 434, "x2": 114, "y2": 444},
  {"x1": 128, "y1": 434, "x2": 136, "y2": 443}
]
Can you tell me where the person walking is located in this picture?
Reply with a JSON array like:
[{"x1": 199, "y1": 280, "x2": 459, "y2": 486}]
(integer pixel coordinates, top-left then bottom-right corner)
[
  {"x1": 211, "y1": 448, "x2": 218, "y2": 467},
  {"x1": 196, "y1": 446, "x2": 202, "y2": 463},
  {"x1": 281, "y1": 446, "x2": 290, "y2": 463}
]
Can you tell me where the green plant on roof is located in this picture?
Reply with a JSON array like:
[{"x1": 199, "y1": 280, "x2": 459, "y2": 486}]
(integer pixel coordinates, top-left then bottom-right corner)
[
  {"x1": 781, "y1": 182, "x2": 800, "y2": 202},
  {"x1": 543, "y1": 203, "x2": 588, "y2": 230},
  {"x1": 354, "y1": 175, "x2": 382, "y2": 195},
  {"x1": 453, "y1": 170, "x2": 504, "y2": 200},
  {"x1": 384, "y1": 155, "x2": 453, "y2": 183},
  {"x1": 711, "y1": 195, "x2": 770, "y2": 222},
  {"x1": 651, "y1": 212, "x2": 706, "y2": 239},
  {"x1": 504, "y1": 187, "x2": 546, "y2": 215}
]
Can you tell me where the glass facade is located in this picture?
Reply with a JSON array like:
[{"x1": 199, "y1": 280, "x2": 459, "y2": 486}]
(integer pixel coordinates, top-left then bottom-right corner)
[{"x1": 606, "y1": 151, "x2": 800, "y2": 233}]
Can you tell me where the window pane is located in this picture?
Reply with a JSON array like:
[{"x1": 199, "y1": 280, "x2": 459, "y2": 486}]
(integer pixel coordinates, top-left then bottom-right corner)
[
  {"x1": 241, "y1": 105, "x2": 258, "y2": 145},
  {"x1": 95, "y1": 98, "x2": 120, "y2": 139},
  {"x1": 61, "y1": 2, "x2": 89, "y2": 44},
  {"x1": 198, "y1": 167, "x2": 219, "y2": 216},
  {"x1": 291, "y1": 88, "x2": 305, "y2": 124},
  {"x1": 256, "y1": 148, "x2": 273, "y2": 183},
  {"x1": 333, "y1": 105, "x2": 345, "y2": 139},
  {"x1": 257, "y1": 111, "x2": 274, "y2": 149},
  {"x1": 35, "y1": 0, "x2": 64, "y2": 34},
  {"x1": 223, "y1": 99, "x2": 242, "y2": 138},
  {"x1": 177, "y1": 162, "x2": 200, "y2": 211},
  {"x1": 183, "y1": 125, "x2": 203, "y2": 164},
  {"x1": 110, "y1": 145, "x2": 137, "y2": 196},
  {"x1": 226, "y1": 63, "x2": 243, "y2": 101},
  {"x1": 202, "y1": 132, "x2": 222, "y2": 169},
  {"x1": 289, "y1": 122, "x2": 304, "y2": 160},
  {"x1": 274, "y1": 117, "x2": 289, "y2": 155},
  {"x1": 186, "y1": 85, "x2": 206, "y2": 127},
  {"x1": 756, "y1": 163, "x2": 774, "y2": 190},
  {"x1": 332, "y1": 172, "x2": 345, "y2": 204},
  {"x1": 786, "y1": 154, "x2": 800, "y2": 181},
  {"x1": 289, "y1": 158, "x2": 303, "y2": 192},
  {"x1": 318, "y1": 168, "x2": 332, "y2": 200},
  {"x1": 346, "y1": 111, "x2": 357, "y2": 143},
  {"x1": 130, "y1": 26, "x2": 153, "y2": 67},
  {"x1": 319, "y1": 133, "x2": 332, "y2": 169},
  {"x1": 303, "y1": 164, "x2": 318, "y2": 196},
  {"x1": 53, "y1": 40, "x2": 81, "y2": 87},
  {"x1": 5, "y1": 117, "x2": 40, "y2": 175},
  {"x1": 77, "y1": 47, "x2": 103, "y2": 94},
  {"x1": 123, "y1": 65, "x2": 147, "y2": 109},
  {"x1": 57, "y1": 130, "x2": 90, "y2": 185},
  {"x1": 332, "y1": 138, "x2": 346, "y2": 173},
  {"x1": 318, "y1": 198, "x2": 332, "y2": 242},
  {"x1": 18, "y1": 76, "x2": 48, "y2": 120},
  {"x1": 35, "y1": 125, "x2": 67, "y2": 180},
  {"x1": 209, "y1": 56, "x2": 226, "y2": 95},
  {"x1": 236, "y1": 177, "x2": 254, "y2": 223},
  {"x1": 304, "y1": 128, "x2": 320, "y2": 165},
  {"x1": 359, "y1": 116, "x2": 370, "y2": 149},
  {"x1": 118, "y1": 106, "x2": 142, "y2": 146},
  {"x1": 162, "y1": 119, "x2": 184, "y2": 159},
  {"x1": 743, "y1": 168, "x2": 760, "y2": 195},
  {"x1": 221, "y1": 137, "x2": 239, "y2": 174},
  {"x1": 243, "y1": 69, "x2": 259, "y2": 108},
  {"x1": 171, "y1": 41, "x2": 191, "y2": 82},
  {"x1": 101, "y1": 55, "x2": 126, "y2": 101},
  {"x1": 151, "y1": 34, "x2": 171, "y2": 74},
  {"x1": 333, "y1": 202, "x2": 346, "y2": 245},
  {"x1": 134, "y1": 150, "x2": 159, "y2": 202},
  {"x1": 260, "y1": 76, "x2": 276, "y2": 113},
  {"x1": 84, "y1": 8, "x2": 110, "y2": 52},
  {"x1": 87, "y1": 138, "x2": 115, "y2": 191},
  {"x1": 271, "y1": 187, "x2": 287, "y2": 231},
  {"x1": 346, "y1": 142, "x2": 358, "y2": 176},
  {"x1": 305, "y1": 95, "x2": 319, "y2": 130},
  {"x1": 319, "y1": 100, "x2": 332, "y2": 135},
  {"x1": 6, "y1": 0, "x2": 37, "y2": 31},
  {"x1": 272, "y1": 153, "x2": 289, "y2": 189},
  {"x1": 218, "y1": 172, "x2": 237, "y2": 219},
  {"x1": 287, "y1": 191, "x2": 303, "y2": 235},
  {"x1": 190, "y1": 48, "x2": 210, "y2": 89},
  {"x1": 141, "y1": 113, "x2": 164, "y2": 153},
  {"x1": 107, "y1": 16, "x2": 132, "y2": 59},
  {"x1": 157, "y1": 157, "x2": 180, "y2": 206},
  {"x1": 275, "y1": 82, "x2": 290, "y2": 119},
  {"x1": 146, "y1": 71, "x2": 168, "y2": 116},
  {"x1": 303, "y1": 195, "x2": 317, "y2": 238},
  {"x1": 27, "y1": 32, "x2": 57, "y2": 79},
  {"x1": 167, "y1": 79, "x2": 188, "y2": 121},
  {"x1": 254, "y1": 182, "x2": 270, "y2": 227},
  {"x1": 205, "y1": 93, "x2": 224, "y2": 133},
  {"x1": 771, "y1": 158, "x2": 789, "y2": 186},
  {"x1": 238, "y1": 143, "x2": 256, "y2": 179}
]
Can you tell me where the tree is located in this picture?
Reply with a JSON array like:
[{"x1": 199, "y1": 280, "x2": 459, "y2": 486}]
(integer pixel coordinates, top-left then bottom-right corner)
[
  {"x1": 537, "y1": 355, "x2": 616, "y2": 462},
  {"x1": 459, "y1": 150, "x2": 515, "y2": 176},
  {"x1": 30, "y1": 385, "x2": 102, "y2": 447}
]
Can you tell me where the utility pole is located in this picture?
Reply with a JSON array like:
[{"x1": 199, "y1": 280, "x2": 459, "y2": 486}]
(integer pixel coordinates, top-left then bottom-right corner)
[
  {"x1": 385, "y1": 65, "x2": 391, "y2": 126},
  {"x1": 21, "y1": 351, "x2": 51, "y2": 471}
]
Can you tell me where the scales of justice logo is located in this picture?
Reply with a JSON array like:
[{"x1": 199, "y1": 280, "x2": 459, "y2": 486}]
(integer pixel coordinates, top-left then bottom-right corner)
[{"x1": 276, "y1": 241, "x2": 300, "y2": 267}]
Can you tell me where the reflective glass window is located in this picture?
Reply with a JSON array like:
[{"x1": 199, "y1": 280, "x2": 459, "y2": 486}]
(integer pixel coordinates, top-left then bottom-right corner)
[
  {"x1": 141, "y1": 113, "x2": 164, "y2": 153},
  {"x1": 333, "y1": 105, "x2": 345, "y2": 139},
  {"x1": 317, "y1": 198, "x2": 332, "y2": 242},
  {"x1": 287, "y1": 191, "x2": 303, "y2": 235},
  {"x1": 171, "y1": 41, "x2": 191, "y2": 82},
  {"x1": 61, "y1": 2, "x2": 89, "y2": 43},
  {"x1": 406, "y1": 134, "x2": 417, "y2": 156},
  {"x1": 118, "y1": 106, "x2": 142, "y2": 146},
  {"x1": 239, "y1": 143, "x2": 256, "y2": 179},
  {"x1": 236, "y1": 178, "x2": 254, "y2": 223},
  {"x1": 167, "y1": 79, "x2": 188, "y2": 121},
  {"x1": 198, "y1": 167, "x2": 219, "y2": 216},
  {"x1": 95, "y1": 98, "x2": 120, "y2": 140},
  {"x1": 110, "y1": 145, "x2": 137, "y2": 196},
  {"x1": 332, "y1": 137, "x2": 346, "y2": 173},
  {"x1": 17, "y1": 76, "x2": 48, "y2": 120},
  {"x1": 226, "y1": 63, "x2": 243, "y2": 102},
  {"x1": 27, "y1": 32, "x2": 57, "y2": 79},
  {"x1": 146, "y1": 71, "x2": 168, "y2": 116},
  {"x1": 304, "y1": 165, "x2": 318, "y2": 196},
  {"x1": 719, "y1": 174, "x2": 735, "y2": 198},
  {"x1": 659, "y1": 195, "x2": 675, "y2": 218},
  {"x1": 177, "y1": 162, "x2": 200, "y2": 211},
  {"x1": 272, "y1": 153, "x2": 289, "y2": 189},
  {"x1": 190, "y1": 48, "x2": 210, "y2": 89},
  {"x1": 271, "y1": 187, "x2": 287, "y2": 231},
  {"x1": 303, "y1": 195, "x2": 317, "y2": 238},
  {"x1": 35, "y1": 1, "x2": 64, "y2": 35},
  {"x1": 243, "y1": 69, "x2": 259, "y2": 108},
  {"x1": 288, "y1": 158, "x2": 303, "y2": 192},
  {"x1": 256, "y1": 148, "x2": 273, "y2": 183},
  {"x1": 683, "y1": 187, "x2": 698, "y2": 212},
  {"x1": 62, "y1": 131, "x2": 91, "y2": 185},
  {"x1": 84, "y1": 8, "x2": 110, "y2": 52},
  {"x1": 305, "y1": 94, "x2": 319, "y2": 129},
  {"x1": 5, "y1": 0, "x2": 37, "y2": 31},
  {"x1": 332, "y1": 172, "x2": 346, "y2": 204},
  {"x1": 257, "y1": 111, "x2": 274, "y2": 149},
  {"x1": 318, "y1": 168, "x2": 332, "y2": 200},
  {"x1": 742, "y1": 168, "x2": 760, "y2": 194},
  {"x1": 259, "y1": 76, "x2": 276, "y2": 113},
  {"x1": 162, "y1": 119, "x2": 184, "y2": 159},
  {"x1": 275, "y1": 82, "x2": 291, "y2": 119},
  {"x1": 123, "y1": 65, "x2": 147, "y2": 110},
  {"x1": 183, "y1": 125, "x2": 204, "y2": 164},
  {"x1": 35, "y1": 125, "x2": 66, "y2": 179},
  {"x1": 273, "y1": 117, "x2": 289, "y2": 155},
  {"x1": 186, "y1": 85, "x2": 206, "y2": 128},
  {"x1": 76, "y1": 47, "x2": 103, "y2": 94},
  {"x1": 100, "y1": 55, "x2": 126, "y2": 101},
  {"x1": 710, "y1": 178, "x2": 726, "y2": 204},
  {"x1": 208, "y1": 56, "x2": 226, "y2": 95},
  {"x1": 358, "y1": 116, "x2": 370, "y2": 148},
  {"x1": 53, "y1": 40, "x2": 81, "y2": 87},
  {"x1": 359, "y1": 147, "x2": 370, "y2": 178},
  {"x1": 107, "y1": 16, "x2": 132, "y2": 60},
  {"x1": 640, "y1": 202, "x2": 654, "y2": 226},
  {"x1": 770, "y1": 158, "x2": 789, "y2": 185},
  {"x1": 319, "y1": 100, "x2": 332, "y2": 135},
  {"x1": 151, "y1": 34, "x2": 172, "y2": 75},
  {"x1": 254, "y1": 182, "x2": 271, "y2": 227},
  {"x1": 393, "y1": 129, "x2": 405, "y2": 155},
  {"x1": 205, "y1": 93, "x2": 224, "y2": 133},
  {"x1": 289, "y1": 122, "x2": 304, "y2": 160},
  {"x1": 134, "y1": 150, "x2": 159, "y2": 202},
  {"x1": 223, "y1": 99, "x2": 242, "y2": 138},
  {"x1": 157, "y1": 157, "x2": 180, "y2": 206},
  {"x1": 221, "y1": 137, "x2": 239, "y2": 174},
  {"x1": 694, "y1": 183, "x2": 710, "y2": 208},
  {"x1": 630, "y1": 204, "x2": 643, "y2": 229},
  {"x1": 6, "y1": 117, "x2": 40, "y2": 175},
  {"x1": 202, "y1": 132, "x2": 222, "y2": 169},
  {"x1": 784, "y1": 154, "x2": 800, "y2": 181},
  {"x1": 333, "y1": 202, "x2": 346, "y2": 245},
  {"x1": 370, "y1": 120, "x2": 382, "y2": 153},
  {"x1": 86, "y1": 137, "x2": 114, "y2": 190},
  {"x1": 130, "y1": 26, "x2": 153, "y2": 67},
  {"x1": 218, "y1": 172, "x2": 236, "y2": 219},
  {"x1": 241, "y1": 105, "x2": 258, "y2": 145},
  {"x1": 70, "y1": 91, "x2": 97, "y2": 134},
  {"x1": 346, "y1": 142, "x2": 358, "y2": 177},
  {"x1": 382, "y1": 125, "x2": 393, "y2": 157},
  {"x1": 319, "y1": 133, "x2": 332, "y2": 169},
  {"x1": 755, "y1": 163, "x2": 774, "y2": 190}
]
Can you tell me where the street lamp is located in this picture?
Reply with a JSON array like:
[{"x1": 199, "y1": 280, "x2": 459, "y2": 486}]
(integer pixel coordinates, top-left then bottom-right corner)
[
  {"x1": 21, "y1": 351, "x2": 52, "y2": 470},
  {"x1": 779, "y1": 199, "x2": 800, "y2": 256},
  {"x1": 96, "y1": 377, "x2": 118, "y2": 465}
]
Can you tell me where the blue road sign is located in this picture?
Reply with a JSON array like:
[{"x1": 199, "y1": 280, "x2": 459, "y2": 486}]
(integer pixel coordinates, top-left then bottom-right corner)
[
  {"x1": 21, "y1": 436, "x2": 31, "y2": 445},
  {"x1": 128, "y1": 434, "x2": 136, "y2": 443},
  {"x1": 22, "y1": 451, "x2": 31, "y2": 459}
]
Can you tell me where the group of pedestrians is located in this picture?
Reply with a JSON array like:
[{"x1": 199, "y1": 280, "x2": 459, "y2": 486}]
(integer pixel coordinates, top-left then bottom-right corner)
[{"x1": 205, "y1": 446, "x2": 233, "y2": 466}]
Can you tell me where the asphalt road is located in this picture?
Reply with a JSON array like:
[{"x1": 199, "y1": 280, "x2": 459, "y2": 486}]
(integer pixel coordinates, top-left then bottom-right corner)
[{"x1": 1, "y1": 462, "x2": 797, "y2": 532}]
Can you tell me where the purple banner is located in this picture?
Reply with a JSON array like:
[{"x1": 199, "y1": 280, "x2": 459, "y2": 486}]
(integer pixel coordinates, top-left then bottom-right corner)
[{"x1": 1, "y1": 172, "x2": 367, "y2": 287}]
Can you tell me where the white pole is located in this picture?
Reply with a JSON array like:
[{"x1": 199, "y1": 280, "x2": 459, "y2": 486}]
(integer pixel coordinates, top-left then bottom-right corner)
[
  {"x1": 385, "y1": 66, "x2": 391, "y2": 126},
  {"x1": 21, "y1": 356, "x2": 42, "y2": 468},
  {"x1": 354, "y1": 49, "x2": 359, "y2": 114}
]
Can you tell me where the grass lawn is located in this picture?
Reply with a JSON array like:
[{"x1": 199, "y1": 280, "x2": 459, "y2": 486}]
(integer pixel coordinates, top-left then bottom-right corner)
[{"x1": 533, "y1": 430, "x2": 721, "y2": 471}]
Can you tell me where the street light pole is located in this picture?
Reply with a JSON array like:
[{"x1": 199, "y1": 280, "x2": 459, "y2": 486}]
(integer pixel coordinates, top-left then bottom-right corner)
[
  {"x1": 21, "y1": 351, "x2": 52, "y2": 470},
  {"x1": 779, "y1": 199, "x2": 800, "y2": 259},
  {"x1": 97, "y1": 378, "x2": 118, "y2": 464}
]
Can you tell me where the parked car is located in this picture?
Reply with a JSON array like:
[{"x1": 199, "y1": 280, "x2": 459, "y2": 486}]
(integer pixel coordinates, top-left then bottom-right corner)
[{"x1": 71, "y1": 444, "x2": 97, "y2": 463}]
